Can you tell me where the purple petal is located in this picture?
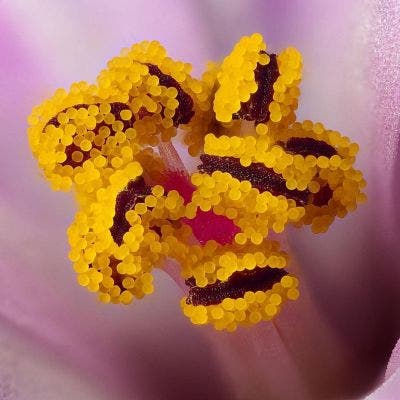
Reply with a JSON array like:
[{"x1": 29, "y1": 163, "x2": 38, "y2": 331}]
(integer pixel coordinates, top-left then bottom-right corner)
[
  {"x1": 365, "y1": 371, "x2": 400, "y2": 400},
  {"x1": 365, "y1": 340, "x2": 400, "y2": 399},
  {"x1": 386, "y1": 339, "x2": 400, "y2": 380}
]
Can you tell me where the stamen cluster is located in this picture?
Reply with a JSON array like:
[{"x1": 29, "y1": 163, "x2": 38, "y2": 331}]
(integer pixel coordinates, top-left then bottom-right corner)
[{"x1": 28, "y1": 34, "x2": 366, "y2": 331}]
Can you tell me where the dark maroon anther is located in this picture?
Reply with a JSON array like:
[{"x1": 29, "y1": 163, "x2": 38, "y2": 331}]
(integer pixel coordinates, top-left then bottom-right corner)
[
  {"x1": 137, "y1": 107, "x2": 154, "y2": 119},
  {"x1": 186, "y1": 267, "x2": 288, "y2": 306},
  {"x1": 311, "y1": 184, "x2": 333, "y2": 207},
  {"x1": 146, "y1": 64, "x2": 194, "y2": 125},
  {"x1": 47, "y1": 116, "x2": 60, "y2": 128},
  {"x1": 46, "y1": 104, "x2": 88, "y2": 128},
  {"x1": 198, "y1": 154, "x2": 310, "y2": 206},
  {"x1": 232, "y1": 53, "x2": 280, "y2": 123},
  {"x1": 47, "y1": 102, "x2": 135, "y2": 168},
  {"x1": 63, "y1": 143, "x2": 92, "y2": 168},
  {"x1": 109, "y1": 102, "x2": 136, "y2": 131},
  {"x1": 110, "y1": 177, "x2": 151, "y2": 245},
  {"x1": 110, "y1": 258, "x2": 124, "y2": 288},
  {"x1": 282, "y1": 137, "x2": 337, "y2": 158}
]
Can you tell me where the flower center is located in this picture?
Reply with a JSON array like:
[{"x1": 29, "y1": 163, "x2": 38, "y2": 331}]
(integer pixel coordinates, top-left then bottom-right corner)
[{"x1": 28, "y1": 33, "x2": 366, "y2": 331}]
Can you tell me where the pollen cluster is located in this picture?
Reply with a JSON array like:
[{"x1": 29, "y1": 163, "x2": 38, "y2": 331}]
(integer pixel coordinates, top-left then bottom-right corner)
[
  {"x1": 28, "y1": 33, "x2": 366, "y2": 331},
  {"x1": 189, "y1": 169, "x2": 305, "y2": 238},
  {"x1": 182, "y1": 274, "x2": 299, "y2": 332}
]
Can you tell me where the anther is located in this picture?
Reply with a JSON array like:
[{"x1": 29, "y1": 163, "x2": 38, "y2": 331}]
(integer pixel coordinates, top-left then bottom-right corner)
[
  {"x1": 186, "y1": 267, "x2": 287, "y2": 306},
  {"x1": 232, "y1": 53, "x2": 279, "y2": 123}
]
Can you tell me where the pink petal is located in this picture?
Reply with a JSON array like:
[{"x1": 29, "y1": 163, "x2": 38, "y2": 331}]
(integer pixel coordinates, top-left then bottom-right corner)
[
  {"x1": 365, "y1": 340, "x2": 400, "y2": 399},
  {"x1": 0, "y1": 318, "x2": 108, "y2": 400},
  {"x1": 386, "y1": 339, "x2": 400, "y2": 380},
  {"x1": 365, "y1": 371, "x2": 400, "y2": 400}
]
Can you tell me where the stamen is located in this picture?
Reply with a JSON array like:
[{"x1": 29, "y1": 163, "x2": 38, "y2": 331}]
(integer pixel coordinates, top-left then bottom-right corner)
[
  {"x1": 110, "y1": 177, "x2": 151, "y2": 246},
  {"x1": 311, "y1": 184, "x2": 333, "y2": 207},
  {"x1": 232, "y1": 53, "x2": 279, "y2": 122},
  {"x1": 28, "y1": 34, "x2": 366, "y2": 330},
  {"x1": 45, "y1": 102, "x2": 135, "y2": 169},
  {"x1": 186, "y1": 267, "x2": 287, "y2": 306},
  {"x1": 198, "y1": 154, "x2": 310, "y2": 206},
  {"x1": 147, "y1": 64, "x2": 194, "y2": 125},
  {"x1": 47, "y1": 103, "x2": 86, "y2": 128},
  {"x1": 281, "y1": 137, "x2": 337, "y2": 158}
]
